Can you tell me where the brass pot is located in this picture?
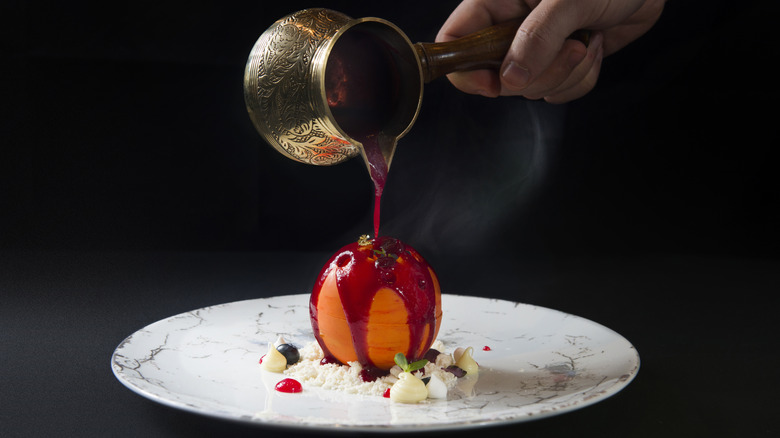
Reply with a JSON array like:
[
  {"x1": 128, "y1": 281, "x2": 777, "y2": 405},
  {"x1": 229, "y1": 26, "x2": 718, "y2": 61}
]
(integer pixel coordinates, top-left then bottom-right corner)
[
  {"x1": 244, "y1": 9, "x2": 422, "y2": 169},
  {"x1": 243, "y1": 8, "x2": 566, "y2": 170}
]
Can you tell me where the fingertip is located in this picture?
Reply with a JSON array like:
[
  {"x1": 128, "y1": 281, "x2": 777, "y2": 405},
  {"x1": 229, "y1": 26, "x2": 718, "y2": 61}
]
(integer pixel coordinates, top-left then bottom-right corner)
[
  {"x1": 562, "y1": 36, "x2": 591, "y2": 67},
  {"x1": 543, "y1": 43, "x2": 604, "y2": 104},
  {"x1": 446, "y1": 70, "x2": 501, "y2": 97},
  {"x1": 500, "y1": 62, "x2": 531, "y2": 91},
  {"x1": 590, "y1": 31, "x2": 605, "y2": 51},
  {"x1": 566, "y1": 49, "x2": 587, "y2": 70}
]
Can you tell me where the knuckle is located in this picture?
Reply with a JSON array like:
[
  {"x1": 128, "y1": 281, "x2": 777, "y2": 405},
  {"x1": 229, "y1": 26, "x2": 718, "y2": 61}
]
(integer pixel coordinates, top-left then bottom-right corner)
[{"x1": 517, "y1": 17, "x2": 556, "y2": 49}]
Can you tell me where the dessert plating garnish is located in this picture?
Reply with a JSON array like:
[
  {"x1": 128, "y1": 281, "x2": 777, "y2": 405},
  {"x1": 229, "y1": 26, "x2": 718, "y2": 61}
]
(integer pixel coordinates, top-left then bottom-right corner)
[
  {"x1": 454, "y1": 346, "x2": 479, "y2": 375},
  {"x1": 270, "y1": 339, "x2": 479, "y2": 402},
  {"x1": 389, "y1": 353, "x2": 428, "y2": 404},
  {"x1": 394, "y1": 352, "x2": 427, "y2": 374},
  {"x1": 275, "y1": 378, "x2": 302, "y2": 393},
  {"x1": 277, "y1": 343, "x2": 300, "y2": 365},
  {"x1": 261, "y1": 342, "x2": 288, "y2": 372}
]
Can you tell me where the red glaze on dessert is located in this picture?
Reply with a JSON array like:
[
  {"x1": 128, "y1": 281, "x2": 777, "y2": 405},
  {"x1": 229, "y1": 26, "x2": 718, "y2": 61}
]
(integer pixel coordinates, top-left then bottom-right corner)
[
  {"x1": 310, "y1": 236, "x2": 442, "y2": 373},
  {"x1": 275, "y1": 378, "x2": 303, "y2": 393}
]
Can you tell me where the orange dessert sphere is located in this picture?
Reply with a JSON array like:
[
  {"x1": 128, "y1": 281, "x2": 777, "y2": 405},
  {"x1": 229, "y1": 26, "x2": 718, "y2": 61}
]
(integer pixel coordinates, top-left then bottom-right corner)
[{"x1": 310, "y1": 236, "x2": 442, "y2": 371}]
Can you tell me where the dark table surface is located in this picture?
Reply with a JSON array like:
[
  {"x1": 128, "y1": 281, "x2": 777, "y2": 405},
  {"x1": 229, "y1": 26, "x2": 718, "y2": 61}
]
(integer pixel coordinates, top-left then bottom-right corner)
[
  {"x1": 3, "y1": 250, "x2": 778, "y2": 437},
  {"x1": 3, "y1": 0, "x2": 778, "y2": 437}
]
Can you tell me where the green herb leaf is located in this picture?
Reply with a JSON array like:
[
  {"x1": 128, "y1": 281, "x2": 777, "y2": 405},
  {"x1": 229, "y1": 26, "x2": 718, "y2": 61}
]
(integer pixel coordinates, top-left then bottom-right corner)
[
  {"x1": 409, "y1": 359, "x2": 428, "y2": 372},
  {"x1": 373, "y1": 248, "x2": 399, "y2": 260},
  {"x1": 394, "y1": 352, "x2": 408, "y2": 370},
  {"x1": 394, "y1": 353, "x2": 428, "y2": 373}
]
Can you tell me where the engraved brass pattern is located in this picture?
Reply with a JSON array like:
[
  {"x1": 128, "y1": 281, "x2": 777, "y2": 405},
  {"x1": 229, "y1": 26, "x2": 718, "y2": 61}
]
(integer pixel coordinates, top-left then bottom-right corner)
[{"x1": 244, "y1": 9, "x2": 359, "y2": 165}]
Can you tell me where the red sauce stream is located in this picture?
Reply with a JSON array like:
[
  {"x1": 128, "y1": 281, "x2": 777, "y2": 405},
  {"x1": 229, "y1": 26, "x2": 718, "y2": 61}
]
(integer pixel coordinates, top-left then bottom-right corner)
[
  {"x1": 362, "y1": 134, "x2": 388, "y2": 239},
  {"x1": 325, "y1": 28, "x2": 398, "y2": 239},
  {"x1": 314, "y1": 28, "x2": 434, "y2": 376}
]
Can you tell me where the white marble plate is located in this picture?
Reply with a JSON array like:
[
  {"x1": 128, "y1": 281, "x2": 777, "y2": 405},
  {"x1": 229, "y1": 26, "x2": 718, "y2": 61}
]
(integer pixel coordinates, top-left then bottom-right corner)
[{"x1": 112, "y1": 294, "x2": 639, "y2": 432}]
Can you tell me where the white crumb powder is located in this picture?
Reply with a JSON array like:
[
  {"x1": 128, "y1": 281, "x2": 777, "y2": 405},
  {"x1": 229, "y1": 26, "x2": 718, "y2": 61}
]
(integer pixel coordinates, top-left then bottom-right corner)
[
  {"x1": 283, "y1": 341, "x2": 458, "y2": 397},
  {"x1": 283, "y1": 342, "x2": 390, "y2": 396},
  {"x1": 423, "y1": 361, "x2": 458, "y2": 388}
]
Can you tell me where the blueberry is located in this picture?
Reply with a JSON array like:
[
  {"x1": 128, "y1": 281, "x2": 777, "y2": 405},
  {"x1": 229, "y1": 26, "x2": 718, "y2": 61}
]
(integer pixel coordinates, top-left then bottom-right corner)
[
  {"x1": 379, "y1": 237, "x2": 403, "y2": 257},
  {"x1": 276, "y1": 344, "x2": 300, "y2": 365},
  {"x1": 375, "y1": 256, "x2": 396, "y2": 269},
  {"x1": 375, "y1": 256, "x2": 397, "y2": 284}
]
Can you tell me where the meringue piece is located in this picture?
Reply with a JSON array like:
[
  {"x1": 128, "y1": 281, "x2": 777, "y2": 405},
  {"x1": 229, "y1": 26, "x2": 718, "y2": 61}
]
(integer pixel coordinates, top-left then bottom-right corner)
[
  {"x1": 454, "y1": 346, "x2": 478, "y2": 375},
  {"x1": 425, "y1": 373, "x2": 448, "y2": 399},
  {"x1": 389, "y1": 372, "x2": 428, "y2": 403},
  {"x1": 261, "y1": 342, "x2": 288, "y2": 373}
]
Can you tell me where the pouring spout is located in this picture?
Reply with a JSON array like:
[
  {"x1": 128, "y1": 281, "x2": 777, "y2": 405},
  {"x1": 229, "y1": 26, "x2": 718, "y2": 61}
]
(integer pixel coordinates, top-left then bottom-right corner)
[
  {"x1": 359, "y1": 133, "x2": 396, "y2": 190},
  {"x1": 378, "y1": 133, "x2": 397, "y2": 171}
]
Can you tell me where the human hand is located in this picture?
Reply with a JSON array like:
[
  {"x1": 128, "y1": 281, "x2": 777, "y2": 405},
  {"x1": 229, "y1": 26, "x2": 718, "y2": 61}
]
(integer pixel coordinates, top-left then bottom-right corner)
[{"x1": 437, "y1": 0, "x2": 665, "y2": 103}]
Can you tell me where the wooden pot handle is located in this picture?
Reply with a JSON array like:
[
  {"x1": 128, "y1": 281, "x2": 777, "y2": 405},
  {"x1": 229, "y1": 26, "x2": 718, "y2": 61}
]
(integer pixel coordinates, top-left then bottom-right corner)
[{"x1": 415, "y1": 17, "x2": 591, "y2": 83}]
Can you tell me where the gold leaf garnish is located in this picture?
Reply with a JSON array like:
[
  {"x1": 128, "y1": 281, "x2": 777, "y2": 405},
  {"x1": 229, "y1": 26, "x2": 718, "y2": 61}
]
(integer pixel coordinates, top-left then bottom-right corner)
[{"x1": 358, "y1": 234, "x2": 371, "y2": 247}]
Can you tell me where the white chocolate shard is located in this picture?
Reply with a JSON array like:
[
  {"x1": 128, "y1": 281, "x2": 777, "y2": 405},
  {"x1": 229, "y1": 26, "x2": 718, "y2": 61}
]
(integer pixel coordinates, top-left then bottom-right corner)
[{"x1": 389, "y1": 365, "x2": 402, "y2": 377}]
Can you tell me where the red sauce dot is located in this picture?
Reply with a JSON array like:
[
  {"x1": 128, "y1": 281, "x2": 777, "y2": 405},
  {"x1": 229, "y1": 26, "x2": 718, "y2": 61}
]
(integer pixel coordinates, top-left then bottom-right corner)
[
  {"x1": 482, "y1": 346, "x2": 491, "y2": 351},
  {"x1": 275, "y1": 378, "x2": 302, "y2": 393},
  {"x1": 383, "y1": 388, "x2": 391, "y2": 398},
  {"x1": 259, "y1": 354, "x2": 265, "y2": 364}
]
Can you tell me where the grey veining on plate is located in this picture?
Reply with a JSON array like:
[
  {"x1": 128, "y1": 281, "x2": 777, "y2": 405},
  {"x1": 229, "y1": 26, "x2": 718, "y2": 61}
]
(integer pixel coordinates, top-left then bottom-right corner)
[{"x1": 112, "y1": 294, "x2": 639, "y2": 431}]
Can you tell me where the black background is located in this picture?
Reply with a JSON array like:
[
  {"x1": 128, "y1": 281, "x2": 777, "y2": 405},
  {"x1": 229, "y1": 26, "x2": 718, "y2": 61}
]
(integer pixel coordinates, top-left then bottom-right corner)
[{"x1": 2, "y1": 1, "x2": 778, "y2": 437}]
